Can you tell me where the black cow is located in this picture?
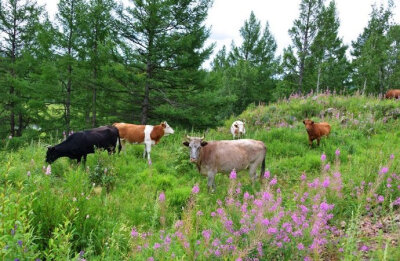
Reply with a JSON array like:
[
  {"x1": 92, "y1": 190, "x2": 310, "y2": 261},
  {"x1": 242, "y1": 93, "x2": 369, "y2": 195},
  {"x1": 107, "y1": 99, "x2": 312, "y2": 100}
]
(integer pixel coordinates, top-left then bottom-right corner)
[{"x1": 46, "y1": 126, "x2": 121, "y2": 164}]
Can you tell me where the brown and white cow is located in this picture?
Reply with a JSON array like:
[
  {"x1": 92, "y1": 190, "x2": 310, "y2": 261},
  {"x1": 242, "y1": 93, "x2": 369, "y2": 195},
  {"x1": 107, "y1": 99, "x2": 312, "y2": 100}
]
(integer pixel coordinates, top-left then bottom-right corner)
[
  {"x1": 113, "y1": 121, "x2": 174, "y2": 163},
  {"x1": 385, "y1": 89, "x2": 400, "y2": 99},
  {"x1": 230, "y1": 120, "x2": 246, "y2": 139},
  {"x1": 303, "y1": 119, "x2": 331, "y2": 147},
  {"x1": 183, "y1": 136, "x2": 266, "y2": 192}
]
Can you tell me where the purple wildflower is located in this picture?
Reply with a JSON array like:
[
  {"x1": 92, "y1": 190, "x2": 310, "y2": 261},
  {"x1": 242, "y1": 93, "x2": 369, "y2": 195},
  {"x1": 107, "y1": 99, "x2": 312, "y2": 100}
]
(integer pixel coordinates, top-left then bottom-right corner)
[
  {"x1": 377, "y1": 195, "x2": 384, "y2": 203},
  {"x1": 197, "y1": 210, "x2": 203, "y2": 216},
  {"x1": 335, "y1": 148, "x2": 340, "y2": 156},
  {"x1": 17, "y1": 240, "x2": 22, "y2": 247},
  {"x1": 202, "y1": 229, "x2": 211, "y2": 240},
  {"x1": 321, "y1": 153, "x2": 326, "y2": 161},
  {"x1": 380, "y1": 167, "x2": 389, "y2": 175},
  {"x1": 269, "y1": 176, "x2": 277, "y2": 186},
  {"x1": 131, "y1": 228, "x2": 139, "y2": 238},
  {"x1": 147, "y1": 257, "x2": 154, "y2": 261},
  {"x1": 359, "y1": 245, "x2": 369, "y2": 252},
  {"x1": 192, "y1": 184, "x2": 200, "y2": 194},
  {"x1": 324, "y1": 164, "x2": 330, "y2": 171},
  {"x1": 264, "y1": 170, "x2": 270, "y2": 179},
  {"x1": 159, "y1": 192, "x2": 165, "y2": 202},
  {"x1": 322, "y1": 177, "x2": 330, "y2": 188},
  {"x1": 229, "y1": 169, "x2": 237, "y2": 179},
  {"x1": 301, "y1": 172, "x2": 306, "y2": 181},
  {"x1": 297, "y1": 243, "x2": 304, "y2": 250},
  {"x1": 390, "y1": 154, "x2": 394, "y2": 159}
]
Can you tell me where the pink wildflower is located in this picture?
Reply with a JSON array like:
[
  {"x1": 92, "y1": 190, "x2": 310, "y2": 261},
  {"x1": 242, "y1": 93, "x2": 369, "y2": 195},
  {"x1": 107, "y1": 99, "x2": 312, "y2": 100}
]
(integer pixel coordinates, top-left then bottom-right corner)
[
  {"x1": 380, "y1": 167, "x2": 389, "y2": 175},
  {"x1": 269, "y1": 176, "x2": 277, "y2": 186},
  {"x1": 131, "y1": 228, "x2": 139, "y2": 238},
  {"x1": 335, "y1": 148, "x2": 340, "y2": 156},
  {"x1": 192, "y1": 184, "x2": 200, "y2": 194},
  {"x1": 229, "y1": 169, "x2": 237, "y2": 179},
  {"x1": 321, "y1": 153, "x2": 326, "y2": 161},
  {"x1": 264, "y1": 170, "x2": 270, "y2": 179},
  {"x1": 297, "y1": 243, "x2": 304, "y2": 250},
  {"x1": 377, "y1": 195, "x2": 384, "y2": 203},
  {"x1": 159, "y1": 192, "x2": 165, "y2": 202}
]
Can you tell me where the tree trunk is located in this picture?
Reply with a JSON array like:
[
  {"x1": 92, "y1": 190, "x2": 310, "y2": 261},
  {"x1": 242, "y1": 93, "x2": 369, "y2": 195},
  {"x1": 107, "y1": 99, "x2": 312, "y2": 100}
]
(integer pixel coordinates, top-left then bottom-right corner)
[
  {"x1": 141, "y1": 68, "x2": 151, "y2": 125},
  {"x1": 16, "y1": 112, "x2": 22, "y2": 136},
  {"x1": 316, "y1": 65, "x2": 321, "y2": 94},
  {"x1": 362, "y1": 78, "x2": 367, "y2": 95}
]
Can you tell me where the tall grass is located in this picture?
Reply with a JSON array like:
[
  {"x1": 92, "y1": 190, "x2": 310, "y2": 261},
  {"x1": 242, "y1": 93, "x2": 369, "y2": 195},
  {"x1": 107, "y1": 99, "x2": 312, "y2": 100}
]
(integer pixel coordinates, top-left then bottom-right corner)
[{"x1": 1, "y1": 94, "x2": 400, "y2": 260}]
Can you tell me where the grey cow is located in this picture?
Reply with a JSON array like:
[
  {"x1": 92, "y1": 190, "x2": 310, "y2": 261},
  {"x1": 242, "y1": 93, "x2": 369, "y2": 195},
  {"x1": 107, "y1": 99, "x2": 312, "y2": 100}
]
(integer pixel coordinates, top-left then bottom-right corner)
[{"x1": 183, "y1": 136, "x2": 266, "y2": 192}]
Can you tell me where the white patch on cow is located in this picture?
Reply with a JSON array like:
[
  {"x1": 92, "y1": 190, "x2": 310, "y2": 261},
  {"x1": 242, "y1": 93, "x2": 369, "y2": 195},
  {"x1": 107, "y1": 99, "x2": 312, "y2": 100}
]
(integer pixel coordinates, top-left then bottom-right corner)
[
  {"x1": 143, "y1": 125, "x2": 155, "y2": 160},
  {"x1": 144, "y1": 125, "x2": 155, "y2": 144}
]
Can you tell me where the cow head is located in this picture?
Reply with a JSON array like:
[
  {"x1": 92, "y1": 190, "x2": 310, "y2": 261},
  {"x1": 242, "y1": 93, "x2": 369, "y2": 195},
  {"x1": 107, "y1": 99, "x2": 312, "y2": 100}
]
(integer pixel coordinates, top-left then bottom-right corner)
[
  {"x1": 234, "y1": 120, "x2": 246, "y2": 135},
  {"x1": 182, "y1": 135, "x2": 208, "y2": 163},
  {"x1": 161, "y1": 121, "x2": 174, "y2": 136},
  {"x1": 303, "y1": 119, "x2": 314, "y2": 131},
  {"x1": 46, "y1": 146, "x2": 59, "y2": 164}
]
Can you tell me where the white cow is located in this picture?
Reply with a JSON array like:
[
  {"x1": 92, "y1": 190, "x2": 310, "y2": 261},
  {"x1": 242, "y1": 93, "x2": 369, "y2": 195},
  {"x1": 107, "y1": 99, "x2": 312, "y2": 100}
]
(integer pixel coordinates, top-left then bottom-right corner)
[{"x1": 230, "y1": 120, "x2": 246, "y2": 139}]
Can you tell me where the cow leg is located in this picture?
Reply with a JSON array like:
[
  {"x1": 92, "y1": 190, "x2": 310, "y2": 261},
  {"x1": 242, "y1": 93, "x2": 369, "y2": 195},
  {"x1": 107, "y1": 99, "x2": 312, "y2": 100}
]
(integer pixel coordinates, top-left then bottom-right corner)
[
  {"x1": 207, "y1": 172, "x2": 216, "y2": 193},
  {"x1": 143, "y1": 147, "x2": 147, "y2": 158},
  {"x1": 308, "y1": 138, "x2": 313, "y2": 148},
  {"x1": 145, "y1": 143, "x2": 152, "y2": 163},
  {"x1": 249, "y1": 164, "x2": 258, "y2": 184}
]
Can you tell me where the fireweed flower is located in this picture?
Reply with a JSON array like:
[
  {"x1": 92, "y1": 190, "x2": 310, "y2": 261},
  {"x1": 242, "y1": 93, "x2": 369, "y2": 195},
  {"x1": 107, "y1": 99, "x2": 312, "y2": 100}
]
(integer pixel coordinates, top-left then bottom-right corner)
[
  {"x1": 229, "y1": 169, "x2": 237, "y2": 179},
  {"x1": 301, "y1": 172, "x2": 306, "y2": 181},
  {"x1": 324, "y1": 164, "x2": 330, "y2": 171},
  {"x1": 192, "y1": 184, "x2": 200, "y2": 194},
  {"x1": 131, "y1": 228, "x2": 139, "y2": 238},
  {"x1": 379, "y1": 167, "x2": 389, "y2": 175},
  {"x1": 390, "y1": 154, "x2": 394, "y2": 159},
  {"x1": 269, "y1": 176, "x2": 277, "y2": 186},
  {"x1": 159, "y1": 192, "x2": 165, "y2": 202},
  {"x1": 264, "y1": 170, "x2": 270, "y2": 179},
  {"x1": 335, "y1": 148, "x2": 340, "y2": 156},
  {"x1": 321, "y1": 153, "x2": 326, "y2": 161},
  {"x1": 297, "y1": 243, "x2": 305, "y2": 250},
  {"x1": 359, "y1": 245, "x2": 369, "y2": 252},
  {"x1": 377, "y1": 195, "x2": 384, "y2": 203},
  {"x1": 322, "y1": 177, "x2": 330, "y2": 188},
  {"x1": 196, "y1": 210, "x2": 203, "y2": 216}
]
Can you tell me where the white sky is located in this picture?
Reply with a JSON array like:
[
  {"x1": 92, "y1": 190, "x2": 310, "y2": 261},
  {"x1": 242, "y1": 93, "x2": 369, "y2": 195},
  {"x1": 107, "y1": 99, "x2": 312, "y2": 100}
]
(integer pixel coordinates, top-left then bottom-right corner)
[{"x1": 38, "y1": 0, "x2": 399, "y2": 64}]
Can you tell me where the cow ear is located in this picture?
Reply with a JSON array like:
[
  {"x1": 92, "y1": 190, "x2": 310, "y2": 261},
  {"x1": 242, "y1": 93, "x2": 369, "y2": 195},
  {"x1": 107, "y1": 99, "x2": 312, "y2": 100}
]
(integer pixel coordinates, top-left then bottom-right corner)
[
  {"x1": 234, "y1": 124, "x2": 238, "y2": 128},
  {"x1": 302, "y1": 120, "x2": 305, "y2": 125},
  {"x1": 201, "y1": 141, "x2": 208, "y2": 147},
  {"x1": 183, "y1": 141, "x2": 189, "y2": 147},
  {"x1": 311, "y1": 121, "x2": 314, "y2": 125},
  {"x1": 161, "y1": 122, "x2": 166, "y2": 128}
]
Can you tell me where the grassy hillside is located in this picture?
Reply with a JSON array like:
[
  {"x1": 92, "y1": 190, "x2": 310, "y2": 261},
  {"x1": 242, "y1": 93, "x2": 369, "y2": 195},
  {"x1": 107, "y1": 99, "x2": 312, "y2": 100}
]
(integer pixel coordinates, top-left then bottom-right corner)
[{"x1": 1, "y1": 93, "x2": 400, "y2": 260}]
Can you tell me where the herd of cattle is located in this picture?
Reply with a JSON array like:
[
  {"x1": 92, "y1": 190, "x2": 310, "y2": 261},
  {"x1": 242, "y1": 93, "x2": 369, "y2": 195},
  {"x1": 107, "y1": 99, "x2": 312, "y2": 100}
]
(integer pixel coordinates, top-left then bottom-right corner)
[{"x1": 45, "y1": 88, "x2": 400, "y2": 192}]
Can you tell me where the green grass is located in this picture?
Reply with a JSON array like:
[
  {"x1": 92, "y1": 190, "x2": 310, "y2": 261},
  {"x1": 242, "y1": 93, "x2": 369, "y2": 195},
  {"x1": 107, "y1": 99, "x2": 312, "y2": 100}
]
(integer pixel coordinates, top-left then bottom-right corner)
[{"x1": 1, "y1": 94, "x2": 400, "y2": 260}]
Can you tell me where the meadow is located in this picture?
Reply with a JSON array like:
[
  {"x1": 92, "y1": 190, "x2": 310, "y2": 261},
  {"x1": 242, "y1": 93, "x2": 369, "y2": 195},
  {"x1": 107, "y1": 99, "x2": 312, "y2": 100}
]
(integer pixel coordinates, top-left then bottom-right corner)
[{"x1": 1, "y1": 93, "x2": 400, "y2": 260}]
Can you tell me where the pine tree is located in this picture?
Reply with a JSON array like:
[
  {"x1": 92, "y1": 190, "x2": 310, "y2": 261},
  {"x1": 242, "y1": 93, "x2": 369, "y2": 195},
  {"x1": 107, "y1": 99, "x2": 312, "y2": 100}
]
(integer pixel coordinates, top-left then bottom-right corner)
[
  {"x1": 288, "y1": 0, "x2": 324, "y2": 93},
  {"x1": 0, "y1": 0, "x2": 43, "y2": 136},
  {"x1": 55, "y1": 0, "x2": 86, "y2": 132},
  {"x1": 117, "y1": 0, "x2": 213, "y2": 125},
  {"x1": 351, "y1": 3, "x2": 393, "y2": 94},
  {"x1": 308, "y1": 0, "x2": 349, "y2": 93},
  {"x1": 225, "y1": 11, "x2": 279, "y2": 114}
]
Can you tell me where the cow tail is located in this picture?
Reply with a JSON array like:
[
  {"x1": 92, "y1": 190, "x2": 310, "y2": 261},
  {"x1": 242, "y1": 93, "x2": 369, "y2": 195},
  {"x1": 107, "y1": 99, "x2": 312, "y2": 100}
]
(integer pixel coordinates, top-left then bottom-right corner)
[{"x1": 260, "y1": 149, "x2": 266, "y2": 182}]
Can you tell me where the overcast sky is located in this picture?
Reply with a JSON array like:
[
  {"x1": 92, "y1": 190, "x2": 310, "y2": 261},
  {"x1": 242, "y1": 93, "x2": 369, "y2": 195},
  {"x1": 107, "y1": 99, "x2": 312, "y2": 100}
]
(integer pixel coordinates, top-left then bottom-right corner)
[{"x1": 38, "y1": 0, "x2": 399, "y2": 64}]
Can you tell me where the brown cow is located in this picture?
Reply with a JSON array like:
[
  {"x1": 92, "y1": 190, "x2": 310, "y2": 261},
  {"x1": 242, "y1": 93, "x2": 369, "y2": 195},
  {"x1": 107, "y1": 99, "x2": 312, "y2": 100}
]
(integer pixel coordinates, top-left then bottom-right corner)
[
  {"x1": 303, "y1": 119, "x2": 331, "y2": 147},
  {"x1": 385, "y1": 89, "x2": 400, "y2": 99},
  {"x1": 113, "y1": 122, "x2": 174, "y2": 163},
  {"x1": 183, "y1": 136, "x2": 266, "y2": 192}
]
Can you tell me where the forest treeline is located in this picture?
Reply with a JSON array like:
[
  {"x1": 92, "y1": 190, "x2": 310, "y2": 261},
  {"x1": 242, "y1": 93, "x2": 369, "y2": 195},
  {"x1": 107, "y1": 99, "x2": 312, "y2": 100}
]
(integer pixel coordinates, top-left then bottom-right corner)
[{"x1": 0, "y1": 0, "x2": 399, "y2": 139}]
